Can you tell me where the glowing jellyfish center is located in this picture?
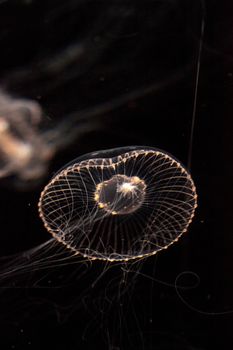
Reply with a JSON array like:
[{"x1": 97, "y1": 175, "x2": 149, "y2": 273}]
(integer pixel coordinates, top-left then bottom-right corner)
[{"x1": 94, "y1": 174, "x2": 146, "y2": 215}]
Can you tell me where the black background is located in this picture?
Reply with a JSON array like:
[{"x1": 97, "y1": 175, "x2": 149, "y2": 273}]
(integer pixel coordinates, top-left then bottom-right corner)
[{"x1": 0, "y1": 0, "x2": 232, "y2": 349}]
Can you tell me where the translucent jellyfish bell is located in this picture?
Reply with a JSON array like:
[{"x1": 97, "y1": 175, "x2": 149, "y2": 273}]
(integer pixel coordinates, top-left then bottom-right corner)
[{"x1": 38, "y1": 146, "x2": 197, "y2": 261}]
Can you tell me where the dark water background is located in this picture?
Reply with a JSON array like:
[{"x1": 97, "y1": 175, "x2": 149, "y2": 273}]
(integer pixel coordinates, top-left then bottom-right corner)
[{"x1": 0, "y1": 0, "x2": 232, "y2": 349}]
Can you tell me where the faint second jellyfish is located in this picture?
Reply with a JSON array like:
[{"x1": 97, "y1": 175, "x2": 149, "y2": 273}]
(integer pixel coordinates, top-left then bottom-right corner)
[
  {"x1": 0, "y1": 90, "x2": 54, "y2": 186},
  {"x1": 38, "y1": 146, "x2": 197, "y2": 262},
  {"x1": 0, "y1": 89, "x2": 101, "y2": 189}
]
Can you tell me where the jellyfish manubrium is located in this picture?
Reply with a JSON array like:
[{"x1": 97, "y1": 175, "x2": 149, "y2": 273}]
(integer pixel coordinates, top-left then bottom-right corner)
[{"x1": 38, "y1": 146, "x2": 197, "y2": 261}]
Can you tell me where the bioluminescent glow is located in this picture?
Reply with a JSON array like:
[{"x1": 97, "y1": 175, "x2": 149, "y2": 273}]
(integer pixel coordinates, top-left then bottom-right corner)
[{"x1": 39, "y1": 146, "x2": 197, "y2": 262}]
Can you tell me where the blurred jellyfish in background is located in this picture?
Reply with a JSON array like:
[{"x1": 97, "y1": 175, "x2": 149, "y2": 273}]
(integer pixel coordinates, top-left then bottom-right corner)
[
  {"x1": 0, "y1": 89, "x2": 53, "y2": 184},
  {"x1": 0, "y1": 88, "x2": 102, "y2": 188}
]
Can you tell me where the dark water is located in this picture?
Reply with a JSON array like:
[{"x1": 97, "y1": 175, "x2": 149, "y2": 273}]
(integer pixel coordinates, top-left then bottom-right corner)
[{"x1": 0, "y1": 0, "x2": 232, "y2": 349}]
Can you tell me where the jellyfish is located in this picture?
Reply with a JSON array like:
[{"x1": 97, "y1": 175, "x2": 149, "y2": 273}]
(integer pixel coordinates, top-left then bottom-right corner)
[
  {"x1": 38, "y1": 146, "x2": 197, "y2": 262},
  {"x1": 0, "y1": 90, "x2": 54, "y2": 184},
  {"x1": 0, "y1": 89, "x2": 99, "y2": 188}
]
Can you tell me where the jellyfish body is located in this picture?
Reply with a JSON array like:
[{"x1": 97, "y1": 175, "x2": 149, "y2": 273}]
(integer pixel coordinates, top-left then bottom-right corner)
[
  {"x1": 0, "y1": 89, "x2": 98, "y2": 188},
  {"x1": 0, "y1": 90, "x2": 54, "y2": 185},
  {"x1": 38, "y1": 146, "x2": 197, "y2": 261}
]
